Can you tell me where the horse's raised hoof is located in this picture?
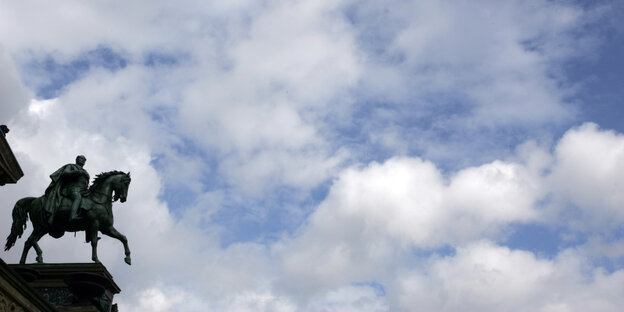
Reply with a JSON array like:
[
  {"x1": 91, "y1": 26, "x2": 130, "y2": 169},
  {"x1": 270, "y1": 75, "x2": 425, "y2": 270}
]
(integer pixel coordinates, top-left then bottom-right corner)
[{"x1": 124, "y1": 257, "x2": 131, "y2": 265}]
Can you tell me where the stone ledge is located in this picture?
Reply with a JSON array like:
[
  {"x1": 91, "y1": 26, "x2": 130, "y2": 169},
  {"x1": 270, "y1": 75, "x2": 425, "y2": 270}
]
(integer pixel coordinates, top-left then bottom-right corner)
[
  {"x1": 8, "y1": 263, "x2": 120, "y2": 312},
  {"x1": 0, "y1": 258, "x2": 58, "y2": 312}
]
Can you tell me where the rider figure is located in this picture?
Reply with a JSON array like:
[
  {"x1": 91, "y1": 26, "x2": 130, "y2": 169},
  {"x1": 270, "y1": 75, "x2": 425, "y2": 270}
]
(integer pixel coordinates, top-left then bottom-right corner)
[{"x1": 44, "y1": 155, "x2": 90, "y2": 224}]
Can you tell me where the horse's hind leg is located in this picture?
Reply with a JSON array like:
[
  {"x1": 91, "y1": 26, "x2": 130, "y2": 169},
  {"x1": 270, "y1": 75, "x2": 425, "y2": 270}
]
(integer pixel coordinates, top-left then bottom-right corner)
[
  {"x1": 20, "y1": 229, "x2": 46, "y2": 264},
  {"x1": 19, "y1": 242, "x2": 30, "y2": 264}
]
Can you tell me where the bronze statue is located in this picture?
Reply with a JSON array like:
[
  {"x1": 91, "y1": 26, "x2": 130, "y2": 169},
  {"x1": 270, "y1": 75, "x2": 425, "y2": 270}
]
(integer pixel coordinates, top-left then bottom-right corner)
[{"x1": 4, "y1": 156, "x2": 132, "y2": 265}]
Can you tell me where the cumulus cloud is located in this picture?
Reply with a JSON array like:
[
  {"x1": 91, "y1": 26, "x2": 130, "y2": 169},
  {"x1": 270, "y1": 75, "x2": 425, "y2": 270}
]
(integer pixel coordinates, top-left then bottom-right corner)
[
  {"x1": 0, "y1": 45, "x2": 29, "y2": 122},
  {"x1": 174, "y1": 0, "x2": 360, "y2": 194},
  {"x1": 549, "y1": 123, "x2": 624, "y2": 231},
  {"x1": 393, "y1": 241, "x2": 624, "y2": 312},
  {"x1": 274, "y1": 157, "x2": 542, "y2": 296},
  {"x1": 271, "y1": 123, "x2": 624, "y2": 309}
]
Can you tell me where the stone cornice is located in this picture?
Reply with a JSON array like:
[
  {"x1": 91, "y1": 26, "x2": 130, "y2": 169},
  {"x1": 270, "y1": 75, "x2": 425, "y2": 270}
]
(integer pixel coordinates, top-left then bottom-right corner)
[
  {"x1": 0, "y1": 132, "x2": 23, "y2": 186},
  {"x1": 0, "y1": 258, "x2": 57, "y2": 312}
]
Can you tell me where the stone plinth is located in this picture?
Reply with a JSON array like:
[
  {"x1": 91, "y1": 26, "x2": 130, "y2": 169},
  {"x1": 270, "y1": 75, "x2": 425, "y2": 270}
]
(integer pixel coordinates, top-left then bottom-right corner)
[
  {"x1": 0, "y1": 258, "x2": 57, "y2": 312},
  {"x1": 8, "y1": 263, "x2": 120, "y2": 312}
]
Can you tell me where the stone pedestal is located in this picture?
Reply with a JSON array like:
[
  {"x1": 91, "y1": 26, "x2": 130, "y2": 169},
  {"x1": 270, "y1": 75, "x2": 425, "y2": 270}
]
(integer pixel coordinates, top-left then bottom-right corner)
[
  {"x1": 8, "y1": 263, "x2": 120, "y2": 312},
  {"x1": 0, "y1": 258, "x2": 57, "y2": 312}
]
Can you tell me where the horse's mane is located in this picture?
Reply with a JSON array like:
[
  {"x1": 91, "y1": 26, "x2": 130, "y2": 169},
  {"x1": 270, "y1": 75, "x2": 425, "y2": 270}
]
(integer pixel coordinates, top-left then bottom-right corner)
[{"x1": 88, "y1": 170, "x2": 127, "y2": 192}]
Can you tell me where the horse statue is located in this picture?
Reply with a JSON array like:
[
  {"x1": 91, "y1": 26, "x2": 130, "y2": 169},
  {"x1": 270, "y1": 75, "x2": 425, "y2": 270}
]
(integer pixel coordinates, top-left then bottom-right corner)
[{"x1": 4, "y1": 171, "x2": 132, "y2": 265}]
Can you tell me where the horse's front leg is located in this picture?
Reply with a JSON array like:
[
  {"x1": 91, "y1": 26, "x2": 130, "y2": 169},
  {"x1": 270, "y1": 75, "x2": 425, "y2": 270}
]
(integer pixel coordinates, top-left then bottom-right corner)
[
  {"x1": 33, "y1": 240, "x2": 44, "y2": 263},
  {"x1": 88, "y1": 222, "x2": 100, "y2": 263},
  {"x1": 101, "y1": 226, "x2": 131, "y2": 265}
]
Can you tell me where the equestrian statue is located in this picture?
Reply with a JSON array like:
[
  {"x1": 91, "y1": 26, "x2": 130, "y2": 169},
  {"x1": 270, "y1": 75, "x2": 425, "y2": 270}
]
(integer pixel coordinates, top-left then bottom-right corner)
[{"x1": 4, "y1": 155, "x2": 132, "y2": 265}]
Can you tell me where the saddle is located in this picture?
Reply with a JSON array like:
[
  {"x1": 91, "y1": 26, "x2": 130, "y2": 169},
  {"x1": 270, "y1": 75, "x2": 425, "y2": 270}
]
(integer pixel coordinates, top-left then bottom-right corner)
[
  {"x1": 56, "y1": 196, "x2": 92, "y2": 217},
  {"x1": 46, "y1": 193, "x2": 95, "y2": 237}
]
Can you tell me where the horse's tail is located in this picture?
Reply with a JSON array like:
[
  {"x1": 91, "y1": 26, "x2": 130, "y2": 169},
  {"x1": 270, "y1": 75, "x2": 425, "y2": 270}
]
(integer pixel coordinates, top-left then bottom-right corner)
[{"x1": 4, "y1": 197, "x2": 36, "y2": 251}]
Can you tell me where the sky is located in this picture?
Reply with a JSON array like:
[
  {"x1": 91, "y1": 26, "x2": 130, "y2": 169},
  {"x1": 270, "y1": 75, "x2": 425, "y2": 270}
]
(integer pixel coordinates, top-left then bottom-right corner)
[{"x1": 0, "y1": 0, "x2": 623, "y2": 311}]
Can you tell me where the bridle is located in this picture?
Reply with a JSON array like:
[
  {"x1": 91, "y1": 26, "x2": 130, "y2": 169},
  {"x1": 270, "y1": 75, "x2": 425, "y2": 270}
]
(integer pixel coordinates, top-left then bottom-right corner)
[{"x1": 88, "y1": 173, "x2": 130, "y2": 205}]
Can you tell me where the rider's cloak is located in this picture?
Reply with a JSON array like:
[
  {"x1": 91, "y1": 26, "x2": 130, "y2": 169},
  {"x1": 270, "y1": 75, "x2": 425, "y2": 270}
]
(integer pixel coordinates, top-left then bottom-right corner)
[{"x1": 43, "y1": 163, "x2": 90, "y2": 219}]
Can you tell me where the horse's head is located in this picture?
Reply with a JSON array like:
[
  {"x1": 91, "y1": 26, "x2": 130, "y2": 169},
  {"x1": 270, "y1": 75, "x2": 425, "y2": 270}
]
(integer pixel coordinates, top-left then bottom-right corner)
[
  {"x1": 89, "y1": 171, "x2": 132, "y2": 203},
  {"x1": 112, "y1": 172, "x2": 131, "y2": 203}
]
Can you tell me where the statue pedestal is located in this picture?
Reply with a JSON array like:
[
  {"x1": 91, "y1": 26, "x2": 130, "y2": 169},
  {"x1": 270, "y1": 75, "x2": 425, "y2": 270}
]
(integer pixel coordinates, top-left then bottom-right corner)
[{"x1": 8, "y1": 263, "x2": 120, "y2": 312}]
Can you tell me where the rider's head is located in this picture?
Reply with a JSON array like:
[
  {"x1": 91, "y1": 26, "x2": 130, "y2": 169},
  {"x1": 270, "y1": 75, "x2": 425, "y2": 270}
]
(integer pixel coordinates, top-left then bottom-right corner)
[{"x1": 76, "y1": 155, "x2": 86, "y2": 167}]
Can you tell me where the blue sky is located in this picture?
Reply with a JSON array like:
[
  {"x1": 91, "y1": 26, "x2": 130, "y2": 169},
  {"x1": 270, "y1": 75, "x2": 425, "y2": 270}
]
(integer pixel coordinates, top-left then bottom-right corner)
[{"x1": 1, "y1": 1, "x2": 623, "y2": 311}]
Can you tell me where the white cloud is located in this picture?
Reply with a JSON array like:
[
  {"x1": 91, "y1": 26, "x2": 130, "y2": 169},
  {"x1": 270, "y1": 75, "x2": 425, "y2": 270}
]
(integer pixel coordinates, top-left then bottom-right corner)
[
  {"x1": 0, "y1": 1, "x2": 176, "y2": 56},
  {"x1": 0, "y1": 45, "x2": 29, "y2": 122},
  {"x1": 172, "y1": 0, "x2": 360, "y2": 194},
  {"x1": 118, "y1": 285, "x2": 210, "y2": 312},
  {"x1": 53, "y1": 65, "x2": 209, "y2": 193},
  {"x1": 271, "y1": 123, "x2": 624, "y2": 309},
  {"x1": 220, "y1": 291, "x2": 296, "y2": 312},
  {"x1": 307, "y1": 285, "x2": 387, "y2": 312},
  {"x1": 347, "y1": 0, "x2": 601, "y2": 165},
  {"x1": 393, "y1": 241, "x2": 624, "y2": 312},
  {"x1": 446, "y1": 160, "x2": 540, "y2": 225},
  {"x1": 273, "y1": 156, "x2": 542, "y2": 297},
  {"x1": 549, "y1": 123, "x2": 624, "y2": 230},
  {"x1": 384, "y1": 0, "x2": 584, "y2": 125}
]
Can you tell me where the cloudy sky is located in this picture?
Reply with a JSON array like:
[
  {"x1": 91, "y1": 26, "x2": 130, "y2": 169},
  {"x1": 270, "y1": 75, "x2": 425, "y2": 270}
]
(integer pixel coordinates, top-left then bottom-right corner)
[{"x1": 1, "y1": 0, "x2": 623, "y2": 311}]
